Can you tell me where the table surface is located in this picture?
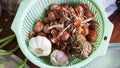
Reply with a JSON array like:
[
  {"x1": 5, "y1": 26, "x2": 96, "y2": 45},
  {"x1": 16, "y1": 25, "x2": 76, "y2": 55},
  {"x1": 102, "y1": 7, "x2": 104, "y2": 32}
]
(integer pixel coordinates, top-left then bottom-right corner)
[{"x1": 0, "y1": 9, "x2": 120, "y2": 68}]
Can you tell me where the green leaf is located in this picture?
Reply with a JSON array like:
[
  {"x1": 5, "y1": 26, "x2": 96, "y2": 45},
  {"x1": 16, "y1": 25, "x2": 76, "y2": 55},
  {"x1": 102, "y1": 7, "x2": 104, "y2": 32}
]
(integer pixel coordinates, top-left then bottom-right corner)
[
  {"x1": 17, "y1": 58, "x2": 28, "y2": 68},
  {"x1": 0, "y1": 36, "x2": 15, "y2": 49},
  {"x1": 0, "y1": 34, "x2": 15, "y2": 44},
  {"x1": 0, "y1": 45, "x2": 19, "y2": 56}
]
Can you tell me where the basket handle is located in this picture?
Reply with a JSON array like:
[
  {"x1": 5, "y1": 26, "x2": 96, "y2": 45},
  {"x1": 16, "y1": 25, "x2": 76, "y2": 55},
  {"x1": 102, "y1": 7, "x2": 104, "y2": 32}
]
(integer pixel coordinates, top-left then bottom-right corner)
[
  {"x1": 95, "y1": 19, "x2": 113, "y2": 57},
  {"x1": 91, "y1": 0, "x2": 114, "y2": 57}
]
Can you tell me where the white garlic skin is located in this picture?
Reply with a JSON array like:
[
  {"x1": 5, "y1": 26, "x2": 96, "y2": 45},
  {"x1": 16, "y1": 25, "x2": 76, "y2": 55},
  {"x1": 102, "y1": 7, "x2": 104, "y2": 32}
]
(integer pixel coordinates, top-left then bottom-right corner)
[
  {"x1": 50, "y1": 50, "x2": 69, "y2": 66},
  {"x1": 29, "y1": 36, "x2": 52, "y2": 56}
]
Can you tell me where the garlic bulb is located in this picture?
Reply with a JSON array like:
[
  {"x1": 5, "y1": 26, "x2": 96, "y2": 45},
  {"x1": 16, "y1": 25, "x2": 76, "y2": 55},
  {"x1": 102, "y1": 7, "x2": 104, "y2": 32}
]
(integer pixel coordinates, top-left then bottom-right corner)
[
  {"x1": 29, "y1": 36, "x2": 52, "y2": 56},
  {"x1": 50, "y1": 50, "x2": 69, "y2": 66}
]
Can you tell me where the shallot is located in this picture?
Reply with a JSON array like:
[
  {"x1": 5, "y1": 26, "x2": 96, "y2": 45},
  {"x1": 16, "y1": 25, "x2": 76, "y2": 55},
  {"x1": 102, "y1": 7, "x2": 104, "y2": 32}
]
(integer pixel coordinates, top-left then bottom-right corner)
[
  {"x1": 48, "y1": 11, "x2": 56, "y2": 21},
  {"x1": 34, "y1": 21, "x2": 44, "y2": 33},
  {"x1": 29, "y1": 30, "x2": 36, "y2": 38},
  {"x1": 86, "y1": 30, "x2": 98, "y2": 43}
]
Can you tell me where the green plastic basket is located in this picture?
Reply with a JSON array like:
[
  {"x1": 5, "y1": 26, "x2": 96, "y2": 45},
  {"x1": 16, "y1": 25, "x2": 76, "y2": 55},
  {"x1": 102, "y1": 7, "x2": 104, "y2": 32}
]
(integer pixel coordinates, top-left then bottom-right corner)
[{"x1": 11, "y1": 0, "x2": 114, "y2": 68}]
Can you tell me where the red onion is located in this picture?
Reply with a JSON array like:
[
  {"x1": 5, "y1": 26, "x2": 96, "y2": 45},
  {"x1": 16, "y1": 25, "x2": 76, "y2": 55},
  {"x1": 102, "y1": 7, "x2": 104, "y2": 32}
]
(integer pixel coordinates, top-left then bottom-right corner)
[{"x1": 61, "y1": 31, "x2": 70, "y2": 41}]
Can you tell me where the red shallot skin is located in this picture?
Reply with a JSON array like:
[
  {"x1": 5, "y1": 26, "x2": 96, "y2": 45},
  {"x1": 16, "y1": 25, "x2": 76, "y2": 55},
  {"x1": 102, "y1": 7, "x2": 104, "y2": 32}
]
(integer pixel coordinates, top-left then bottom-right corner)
[
  {"x1": 29, "y1": 30, "x2": 36, "y2": 38},
  {"x1": 43, "y1": 24, "x2": 50, "y2": 34},
  {"x1": 88, "y1": 20, "x2": 99, "y2": 31},
  {"x1": 81, "y1": 25, "x2": 89, "y2": 36},
  {"x1": 61, "y1": 3, "x2": 70, "y2": 9},
  {"x1": 73, "y1": 19, "x2": 83, "y2": 28},
  {"x1": 59, "y1": 18, "x2": 66, "y2": 24},
  {"x1": 79, "y1": 4, "x2": 93, "y2": 18},
  {"x1": 60, "y1": 31, "x2": 70, "y2": 41},
  {"x1": 80, "y1": 4, "x2": 90, "y2": 12},
  {"x1": 48, "y1": 11, "x2": 56, "y2": 21},
  {"x1": 34, "y1": 20, "x2": 44, "y2": 33},
  {"x1": 50, "y1": 4, "x2": 63, "y2": 19},
  {"x1": 50, "y1": 4, "x2": 62, "y2": 10},
  {"x1": 50, "y1": 37, "x2": 58, "y2": 44},
  {"x1": 51, "y1": 29, "x2": 59, "y2": 37},
  {"x1": 86, "y1": 30, "x2": 98, "y2": 43},
  {"x1": 43, "y1": 17, "x2": 50, "y2": 24},
  {"x1": 37, "y1": 32, "x2": 47, "y2": 37},
  {"x1": 53, "y1": 10, "x2": 63, "y2": 19},
  {"x1": 84, "y1": 10, "x2": 94, "y2": 18},
  {"x1": 75, "y1": 5, "x2": 84, "y2": 14}
]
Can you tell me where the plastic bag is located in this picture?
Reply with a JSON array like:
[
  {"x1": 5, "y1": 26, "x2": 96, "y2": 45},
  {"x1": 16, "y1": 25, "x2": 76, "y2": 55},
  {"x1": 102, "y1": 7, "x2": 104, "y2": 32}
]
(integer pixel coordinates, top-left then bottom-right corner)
[{"x1": 1, "y1": 0, "x2": 21, "y2": 15}]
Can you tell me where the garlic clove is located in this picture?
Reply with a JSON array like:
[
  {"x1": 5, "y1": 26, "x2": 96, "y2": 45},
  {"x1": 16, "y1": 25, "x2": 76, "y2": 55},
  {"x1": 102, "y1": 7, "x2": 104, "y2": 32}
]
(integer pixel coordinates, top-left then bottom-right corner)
[
  {"x1": 29, "y1": 37, "x2": 40, "y2": 56},
  {"x1": 60, "y1": 56, "x2": 69, "y2": 66},
  {"x1": 51, "y1": 57, "x2": 58, "y2": 66},
  {"x1": 40, "y1": 36, "x2": 52, "y2": 56},
  {"x1": 29, "y1": 36, "x2": 52, "y2": 56},
  {"x1": 50, "y1": 50, "x2": 58, "y2": 65}
]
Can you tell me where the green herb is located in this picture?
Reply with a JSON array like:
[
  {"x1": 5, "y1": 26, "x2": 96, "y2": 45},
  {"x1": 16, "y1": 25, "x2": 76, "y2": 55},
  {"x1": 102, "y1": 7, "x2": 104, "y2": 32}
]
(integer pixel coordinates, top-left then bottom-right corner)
[
  {"x1": 0, "y1": 34, "x2": 15, "y2": 43},
  {"x1": 0, "y1": 29, "x2": 28, "y2": 67},
  {"x1": 17, "y1": 58, "x2": 28, "y2": 68},
  {"x1": 0, "y1": 45, "x2": 19, "y2": 56},
  {"x1": 0, "y1": 34, "x2": 15, "y2": 49}
]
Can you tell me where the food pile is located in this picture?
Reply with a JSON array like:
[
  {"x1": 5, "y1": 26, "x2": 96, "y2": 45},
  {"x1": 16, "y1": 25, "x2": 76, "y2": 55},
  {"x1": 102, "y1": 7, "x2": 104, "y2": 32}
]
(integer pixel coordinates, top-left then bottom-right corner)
[{"x1": 28, "y1": 3, "x2": 99, "y2": 66}]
